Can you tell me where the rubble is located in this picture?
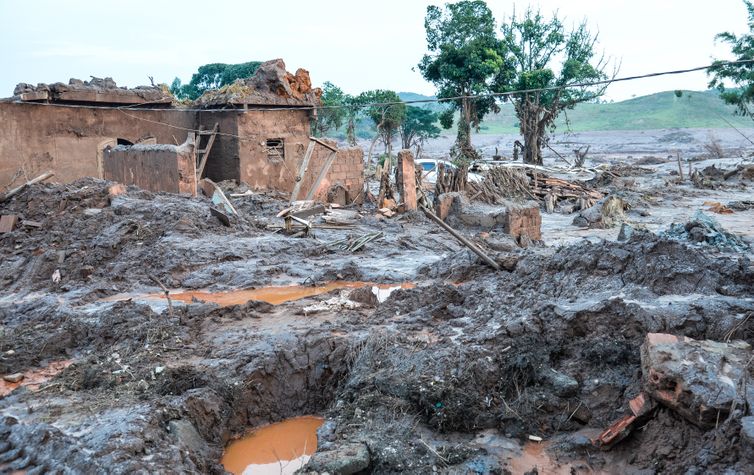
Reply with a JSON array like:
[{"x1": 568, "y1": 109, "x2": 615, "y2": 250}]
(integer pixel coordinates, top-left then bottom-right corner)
[
  {"x1": 572, "y1": 195, "x2": 627, "y2": 229},
  {"x1": 641, "y1": 333, "x2": 753, "y2": 429},
  {"x1": 12, "y1": 77, "x2": 172, "y2": 104},
  {"x1": 662, "y1": 210, "x2": 750, "y2": 252},
  {"x1": 194, "y1": 59, "x2": 322, "y2": 107}
]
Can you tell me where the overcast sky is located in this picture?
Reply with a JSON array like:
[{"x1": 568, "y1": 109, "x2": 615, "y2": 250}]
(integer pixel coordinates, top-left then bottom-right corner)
[{"x1": 0, "y1": 0, "x2": 748, "y2": 101}]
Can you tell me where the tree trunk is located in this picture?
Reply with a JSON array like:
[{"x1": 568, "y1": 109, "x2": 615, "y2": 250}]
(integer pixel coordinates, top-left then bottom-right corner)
[
  {"x1": 522, "y1": 125, "x2": 543, "y2": 165},
  {"x1": 346, "y1": 118, "x2": 356, "y2": 146},
  {"x1": 456, "y1": 97, "x2": 473, "y2": 157}
]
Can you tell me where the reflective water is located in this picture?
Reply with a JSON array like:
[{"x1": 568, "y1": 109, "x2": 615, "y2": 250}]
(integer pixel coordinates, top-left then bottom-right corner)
[{"x1": 221, "y1": 416, "x2": 324, "y2": 475}]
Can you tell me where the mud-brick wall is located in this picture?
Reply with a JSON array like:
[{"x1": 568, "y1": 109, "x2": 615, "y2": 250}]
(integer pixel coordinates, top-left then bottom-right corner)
[
  {"x1": 103, "y1": 144, "x2": 197, "y2": 195},
  {"x1": 0, "y1": 102, "x2": 195, "y2": 186},
  {"x1": 235, "y1": 110, "x2": 364, "y2": 202},
  {"x1": 309, "y1": 147, "x2": 365, "y2": 204},
  {"x1": 235, "y1": 109, "x2": 311, "y2": 190}
]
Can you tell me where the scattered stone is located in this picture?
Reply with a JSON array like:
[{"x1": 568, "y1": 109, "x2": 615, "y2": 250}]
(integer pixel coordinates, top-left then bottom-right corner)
[
  {"x1": 572, "y1": 195, "x2": 626, "y2": 229},
  {"x1": 641, "y1": 333, "x2": 753, "y2": 429},
  {"x1": 0, "y1": 215, "x2": 19, "y2": 233},
  {"x1": 540, "y1": 368, "x2": 579, "y2": 397},
  {"x1": 304, "y1": 442, "x2": 370, "y2": 475},
  {"x1": 617, "y1": 223, "x2": 633, "y2": 241},
  {"x1": 3, "y1": 373, "x2": 24, "y2": 383}
]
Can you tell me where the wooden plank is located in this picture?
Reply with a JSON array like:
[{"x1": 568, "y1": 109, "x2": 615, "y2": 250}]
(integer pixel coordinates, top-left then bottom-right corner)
[
  {"x1": 197, "y1": 123, "x2": 218, "y2": 179},
  {"x1": 1, "y1": 171, "x2": 55, "y2": 201},
  {"x1": 290, "y1": 140, "x2": 316, "y2": 203},
  {"x1": 308, "y1": 136, "x2": 338, "y2": 153},
  {"x1": 199, "y1": 178, "x2": 238, "y2": 216},
  {"x1": 0, "y1": 215, "x2": 19, "y2": 233},
  {"x1": 304, "y1": 150, "x2": 338, "y2": 201}
]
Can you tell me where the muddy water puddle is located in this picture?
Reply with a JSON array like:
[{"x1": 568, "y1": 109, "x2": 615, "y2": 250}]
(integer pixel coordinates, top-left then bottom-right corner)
[
  {"x1": 221, "y1": 416, "x2": 323, "y2": 475},
  {"x1": 163, "y1": 281, "x2": 414, "y2": 306},
  {"x1": 0, "y1": 360, "x2": 73, "y2": 396}
]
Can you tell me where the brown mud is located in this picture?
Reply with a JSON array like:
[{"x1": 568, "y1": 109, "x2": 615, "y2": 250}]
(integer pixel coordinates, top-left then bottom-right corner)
[{"x1": 0, "y1": 146, "x2": 753, "y2": 474}]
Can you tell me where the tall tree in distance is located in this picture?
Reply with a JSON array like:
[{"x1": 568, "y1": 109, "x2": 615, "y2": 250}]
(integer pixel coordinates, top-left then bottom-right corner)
[
  {"x1": 359, "y1": 89, "x2": 407, "y2": 159},
  {"x1": 170, "y1": 61, "x2": 262, "y2": 100},
  {"x1": 708, "y1": 0, "x2": 754, "y2": 117},
  {"x1": 499, "y1": 9, "x2": 612, "y2": 165},
  {"x1": 419, "y1": 1, "x2": 509, "y2": 163},
  {"x1": 400, "y1": 106, "x2": 441, "y2": 158},
  {"x1": 313, "y1": 82, "x2": 347, "y2": 137}
]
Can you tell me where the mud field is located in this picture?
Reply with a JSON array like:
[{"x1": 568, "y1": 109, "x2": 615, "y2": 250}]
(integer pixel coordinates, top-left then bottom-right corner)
[{"x1": 1, "y1": 142, "x2": 754, "y2": 474}]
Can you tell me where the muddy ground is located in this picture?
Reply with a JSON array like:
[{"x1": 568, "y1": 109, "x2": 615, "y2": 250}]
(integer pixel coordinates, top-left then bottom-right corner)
[{"x1": 1, "y1": 135, "x2": 754, "y2": 474}]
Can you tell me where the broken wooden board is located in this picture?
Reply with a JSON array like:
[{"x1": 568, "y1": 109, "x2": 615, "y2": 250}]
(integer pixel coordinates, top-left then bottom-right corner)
[
  {"x1": 210, "y1": 207, "x2": 231, "y2": 227},
  {"x1": 0, "y1": 215, "x2": 19, "y2": 233},
  {"x1": 323, "y1": 209, "x2": 361, "y2": 225},
  {"x1": 199, "y1": 179, "x2": 238, "y2": 217}
]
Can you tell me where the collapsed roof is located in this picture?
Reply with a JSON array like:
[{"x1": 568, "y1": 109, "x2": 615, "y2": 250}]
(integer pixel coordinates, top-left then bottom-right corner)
[
  {"x1": 11, "y1": 77, "x2": 173, "y2": 105},
  {"x1": 194, "y1": 58, "x2": 322, "y2": 108},
  {"x1": 8, "y1": 59, "x2": 322, "y2": 108}
]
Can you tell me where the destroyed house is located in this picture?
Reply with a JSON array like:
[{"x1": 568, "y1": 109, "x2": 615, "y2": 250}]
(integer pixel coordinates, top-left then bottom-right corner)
[{"x1": 0, "y1": 59, "x2": 364, "y2": 203}]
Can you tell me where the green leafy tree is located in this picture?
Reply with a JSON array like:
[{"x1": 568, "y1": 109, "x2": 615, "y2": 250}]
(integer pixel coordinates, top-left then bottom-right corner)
[
  {"x1": 708, "y1": 0, "x2": 754, "y2": 117},
  {"x1": 313, "y1": 82, "x2": 348, "y2": 137},
  {"x1": 418, "y1": 0, "x2": 508, "y2": 163},
  {"x1": 358, "y1": 89, "x2": 406, "y2": 157},
  {"x1": 170, "y1": 61, "x2": 262, "y2": 100},
  {"x1": 499, "y1": 9, "x2": 611, "y2": 165},
  {"x1": 400, "y1": 106, "x2": 441, "y2": 157},
  {"x1": 343, "y1": 95, "x2": 365, "y2": 146}
]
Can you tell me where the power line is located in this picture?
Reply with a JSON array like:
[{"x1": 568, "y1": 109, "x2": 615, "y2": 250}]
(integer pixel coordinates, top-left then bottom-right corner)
[{"x1": 8, "y1": 59, "x2": 754, "y2": 113}]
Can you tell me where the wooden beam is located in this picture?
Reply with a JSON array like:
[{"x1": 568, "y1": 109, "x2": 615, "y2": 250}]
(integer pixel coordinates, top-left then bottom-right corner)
[
  {"x1": 420, "y1": 205, "x2": 501, "y2": 271},
  {"x1": 304, "y1": 150, "x2": 337, "y2": 201},
  {"x1": 290, "y1": 140, "x2": 316, "y2": 203},
  {"x1": 309, "y1": 136, "x2": 338, "y2": 153},
  {"x1": 196, "y1": 123, "x2": 218, "y2": 179},
  {"x1": 1, "y1": 171, "x2": 55, "y2": 202}
]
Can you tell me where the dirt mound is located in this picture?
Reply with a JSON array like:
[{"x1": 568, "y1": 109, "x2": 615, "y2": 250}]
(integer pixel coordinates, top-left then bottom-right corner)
[
  {"x1": 320, "y1": 234, "x2": 754, "y2": 473},
  {"x1": 195, "y1": 59, "x2": 322, "y2": 107}
]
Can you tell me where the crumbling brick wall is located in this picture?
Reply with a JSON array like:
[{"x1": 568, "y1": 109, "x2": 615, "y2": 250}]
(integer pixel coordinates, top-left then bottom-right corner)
[
  {"x1": 103, "y1": 141, "x2": 197, "y2": 195},
  {"x1": 311, "y1": 147, "x2": 365, "y2": 204}
]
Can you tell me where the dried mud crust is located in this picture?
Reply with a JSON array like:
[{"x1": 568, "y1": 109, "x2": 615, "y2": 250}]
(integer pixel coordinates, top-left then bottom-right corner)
[
  {"x1": 1, "y1": 180, "x2": 754, "y2": 473},
  {"x1": 0, "y1": 179, "x2": 456, "y2": 299}
]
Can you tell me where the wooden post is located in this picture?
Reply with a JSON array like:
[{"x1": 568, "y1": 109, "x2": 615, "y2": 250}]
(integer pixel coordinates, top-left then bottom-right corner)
[
  {"x1": 290, "y1": 140, "x2": 316, "y2": 203},
  {"x1": 420, "y1": 205, "x2": 501, "y2": 271},
  {"x1": 304, "y1": 149, "x2": 338, "y2": 201}
]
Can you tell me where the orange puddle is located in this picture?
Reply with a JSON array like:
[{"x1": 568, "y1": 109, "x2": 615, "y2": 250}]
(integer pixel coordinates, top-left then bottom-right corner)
[
  {"x1": 508, "y1": 442, "x2": 611, "y2": 475},
  {"x1": 221, "y1": 416, "x2": 324, "y2": 475},
  {"x1": 0, "y1": 360, "x2": 73, "y2": 397},
  {"x1": 155, "y1": 281, "x2": 415, "y2": 307}
]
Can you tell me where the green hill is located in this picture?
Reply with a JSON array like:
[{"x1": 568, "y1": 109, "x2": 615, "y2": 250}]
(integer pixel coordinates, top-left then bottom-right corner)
[{"x1": 477, "y1": 90, "x2": 754, "y2": 134}]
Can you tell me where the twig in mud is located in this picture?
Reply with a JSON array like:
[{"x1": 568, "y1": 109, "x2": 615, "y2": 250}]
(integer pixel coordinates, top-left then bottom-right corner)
[
  {"x1": 148, "y1": 275, "x2": 174, "y2": 319},
  {"x1": 725, "y1": 312, "x2": 752, "y2": 343},
  {"x1": 419, "y1": 438, "x2": 449, "y2": 466}
]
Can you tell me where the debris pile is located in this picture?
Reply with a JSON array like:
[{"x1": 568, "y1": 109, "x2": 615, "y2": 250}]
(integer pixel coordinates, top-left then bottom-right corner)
[
  {"x1": 641, "y1": 333, "x2": 753, "y2": 429},
  {"x1": 195, "y1": 59, "x2": 322, "y2": 107},
  {"x1": 468, "y1": 166, "x2": 603, "y2": 211},
  {"x1": 691, "y1": 164, "x2": 754, "y2": 189},
  {"x1": 662, "y1": 210, "x2": 749, "y2": 252},
  {"x1": 12, "y1": 77, "x2": 172, "y2": 103},
  {"x1": 572, "y1": 195, "x2": 628, "y2": 229}
]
